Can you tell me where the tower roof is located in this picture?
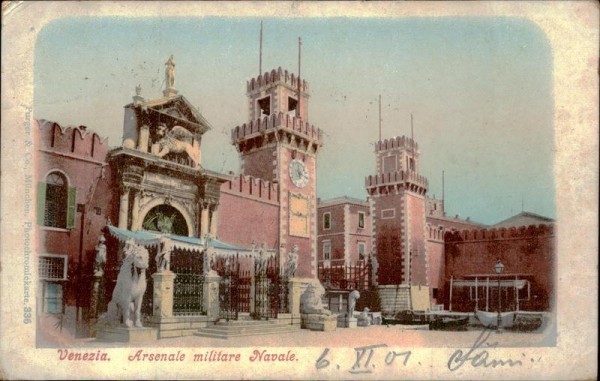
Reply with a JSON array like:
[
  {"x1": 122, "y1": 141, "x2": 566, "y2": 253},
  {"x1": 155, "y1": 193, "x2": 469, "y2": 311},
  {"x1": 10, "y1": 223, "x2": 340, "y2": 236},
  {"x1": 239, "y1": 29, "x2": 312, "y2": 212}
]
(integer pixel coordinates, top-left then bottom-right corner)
[{"x1": 493, "y1": 211, "x2": 555, "y2": 228}]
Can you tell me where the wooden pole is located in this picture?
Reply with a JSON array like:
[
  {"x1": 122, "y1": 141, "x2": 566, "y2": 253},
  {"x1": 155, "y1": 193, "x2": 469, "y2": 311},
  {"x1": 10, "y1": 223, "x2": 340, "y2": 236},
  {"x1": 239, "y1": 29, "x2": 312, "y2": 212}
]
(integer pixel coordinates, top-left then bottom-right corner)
[
  {"x1": 259, "y1": 21, "x2": 263, "y2": 76},
  {"x1": 297, "y1": 37, "x2": 302, "y2": 119},
  {"x1": 475, "y1": 276, "x2": 478, "y2": 311},
  {"x1": 515, "y1": 275, "x2": 519, "y2": 311},
  {"x1": 486, "y1": 276, "x2": 489, "y2": 312},
  {"x1": 449, "y1": 275, "x2": 453, "y2": 312},
  {"x1": 378, "y1": 94, "x2": 382, "y2": 142}
]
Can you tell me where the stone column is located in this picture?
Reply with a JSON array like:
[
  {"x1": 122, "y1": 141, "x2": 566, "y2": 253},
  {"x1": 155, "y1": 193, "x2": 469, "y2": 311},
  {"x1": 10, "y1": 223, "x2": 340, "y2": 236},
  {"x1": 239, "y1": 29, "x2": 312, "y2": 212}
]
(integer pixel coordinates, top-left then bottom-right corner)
[
  {"x1": 118, "y1": 186, "x2": 130, "y2": 230},
  {"x1": 203, "y1": 273, "x2": 221, "y2": 321},
  {"x1": 209, "y1": 204, "x2": 219, "y2": 237},
  {"x1": 138, "y1": 125, "x2": 150, "y2": 152},
  {"x1": 200, "y1": 204, "x2": 210, "y2": 237},
  {"x1": 152, "y1": 271, "x2": 176, "y2": 318},
  {"x1": 130, "y1": 190, "x2": 141, "y2": 231}
]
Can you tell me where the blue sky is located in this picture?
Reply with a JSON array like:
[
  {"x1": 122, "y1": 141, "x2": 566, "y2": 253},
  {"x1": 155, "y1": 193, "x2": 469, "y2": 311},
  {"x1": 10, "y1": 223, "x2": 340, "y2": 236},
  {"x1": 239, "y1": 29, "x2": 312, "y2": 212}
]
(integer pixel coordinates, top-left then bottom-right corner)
[{"x1": 34, "y1": 16, "x2": 555, "y2": 225}]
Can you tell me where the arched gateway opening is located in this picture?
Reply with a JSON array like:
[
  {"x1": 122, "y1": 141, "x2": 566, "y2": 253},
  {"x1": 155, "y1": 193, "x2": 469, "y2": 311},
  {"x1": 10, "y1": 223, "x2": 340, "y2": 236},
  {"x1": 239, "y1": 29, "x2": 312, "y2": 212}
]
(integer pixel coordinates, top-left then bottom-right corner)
[{"x1": 141, "y1": 204, "x2": 189, "y2": 236}]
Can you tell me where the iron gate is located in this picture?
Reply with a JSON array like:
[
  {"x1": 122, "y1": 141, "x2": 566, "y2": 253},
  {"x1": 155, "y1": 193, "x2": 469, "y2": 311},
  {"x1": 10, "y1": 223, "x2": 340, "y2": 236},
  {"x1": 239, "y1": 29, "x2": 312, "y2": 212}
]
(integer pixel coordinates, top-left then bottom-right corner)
[
  {"x1": 171, "y1": 249, "x2": 205, "y2": 316},
  {"x1": 217, "y1": 255, "x2": 251, "y2": 321},
  {"x1": 218, "y1": 254, "x2": 289, "y2": 321}
]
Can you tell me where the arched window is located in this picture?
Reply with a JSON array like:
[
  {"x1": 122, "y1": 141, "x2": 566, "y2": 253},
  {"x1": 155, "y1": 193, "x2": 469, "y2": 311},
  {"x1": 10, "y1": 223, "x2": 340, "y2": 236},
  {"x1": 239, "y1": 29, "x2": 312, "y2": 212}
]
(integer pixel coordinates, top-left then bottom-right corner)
[{"x1": 37, "y1": 171, "x2": 76, "y2": 229}]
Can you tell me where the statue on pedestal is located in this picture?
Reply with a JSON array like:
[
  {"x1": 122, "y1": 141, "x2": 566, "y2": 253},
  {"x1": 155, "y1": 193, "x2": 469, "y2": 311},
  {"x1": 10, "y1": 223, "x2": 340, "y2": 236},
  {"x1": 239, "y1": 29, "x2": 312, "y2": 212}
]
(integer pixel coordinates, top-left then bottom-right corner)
[
  {"x1": 155, "y1": 236, "x2": 172, "y2": 272},
  {"x1": 93, "y1": 234, "x2": 107, "y2": 277},
  {"x1": 348, "y1": 290, "x2": 361, "y2": 317},
  {"x1": 286, "y1": 244, "x2": 298, "y2": 279},
  {"x1": 103, "y1": 239, "x2": 149, "y2": 328}
]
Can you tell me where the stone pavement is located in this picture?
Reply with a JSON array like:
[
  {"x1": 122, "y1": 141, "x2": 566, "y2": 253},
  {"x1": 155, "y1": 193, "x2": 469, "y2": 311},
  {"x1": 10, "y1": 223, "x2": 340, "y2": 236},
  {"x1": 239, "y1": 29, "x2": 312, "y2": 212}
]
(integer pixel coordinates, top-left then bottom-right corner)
[{"x1": 37, "y1": 310, "x2": 555, "y2": 349}]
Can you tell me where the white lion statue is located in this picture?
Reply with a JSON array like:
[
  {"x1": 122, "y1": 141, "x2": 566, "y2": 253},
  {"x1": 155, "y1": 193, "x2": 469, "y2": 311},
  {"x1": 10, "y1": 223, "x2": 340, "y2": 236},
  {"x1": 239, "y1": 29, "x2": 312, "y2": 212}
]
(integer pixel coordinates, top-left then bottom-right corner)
[
  {"x1": 105, "y1": 240, "x2": 149, "y2": 328},
  {"x1": 155, "y1": 124, "x2": 200, "y2": 167}
]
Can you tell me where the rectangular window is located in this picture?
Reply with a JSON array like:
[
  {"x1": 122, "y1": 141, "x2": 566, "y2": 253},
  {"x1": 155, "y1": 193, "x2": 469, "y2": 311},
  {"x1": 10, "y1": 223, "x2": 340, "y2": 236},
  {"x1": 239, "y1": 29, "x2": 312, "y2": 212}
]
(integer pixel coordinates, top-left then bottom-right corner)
[
  {"x1": 323, "y1": 241, "x2": 331, "y2": 260},
  {"x1": 432, "y1": 288, "x2": 439, "y2": 299},
  {"x1": 381, "y1": 208, "x2": 396, "y2": 219},
  {"x1": 257, "y1": 96, "x2": 271, "y2": 116},
  {"x1": 323, "y1": 212, "x2": 331, "y2": 230},
  {"x1": 288, "y1": 96, "x2": 298, "y2": 112},
  {"x1": 358, "y1": 242, "x2": 366, "y2": 260},
  {"x1": 383, "y1": 155, "x2": 397, "y2": 173},
  {"x1": 39, "y1": 254, "x2": 68, "y2": 281},
  {"x1": 358, "y1": 212, "x2": 365, "y2": 229}
]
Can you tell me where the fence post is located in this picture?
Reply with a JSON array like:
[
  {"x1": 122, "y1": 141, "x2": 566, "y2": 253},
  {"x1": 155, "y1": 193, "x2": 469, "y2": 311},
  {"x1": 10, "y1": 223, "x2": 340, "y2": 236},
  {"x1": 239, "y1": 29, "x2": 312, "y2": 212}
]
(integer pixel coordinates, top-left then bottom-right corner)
[
  {"x1": 152, "y1": 271, "x2": 176, "y2": 318},
  {"x1": 203, "y1": 272, "x2": 221, "y2": 321}
]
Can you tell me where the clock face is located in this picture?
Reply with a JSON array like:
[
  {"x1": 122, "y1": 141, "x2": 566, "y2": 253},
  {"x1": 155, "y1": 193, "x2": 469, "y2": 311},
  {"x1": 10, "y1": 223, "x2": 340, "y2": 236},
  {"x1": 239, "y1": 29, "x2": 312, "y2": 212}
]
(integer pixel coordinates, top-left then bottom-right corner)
[{"x1": 289, "y1": 159, "x2": 309, "y2": 188}]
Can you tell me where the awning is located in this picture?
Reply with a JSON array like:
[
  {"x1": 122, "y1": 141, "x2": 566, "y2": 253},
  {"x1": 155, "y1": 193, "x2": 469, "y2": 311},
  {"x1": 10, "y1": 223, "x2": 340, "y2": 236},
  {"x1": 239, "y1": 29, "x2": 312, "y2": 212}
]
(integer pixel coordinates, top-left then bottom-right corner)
[
  {"x1": 452, "y1": 279, "x2": 528, "y2": 289},
  {"x1": 105, "y1": 225, "x2": 262, "y2": 257}
]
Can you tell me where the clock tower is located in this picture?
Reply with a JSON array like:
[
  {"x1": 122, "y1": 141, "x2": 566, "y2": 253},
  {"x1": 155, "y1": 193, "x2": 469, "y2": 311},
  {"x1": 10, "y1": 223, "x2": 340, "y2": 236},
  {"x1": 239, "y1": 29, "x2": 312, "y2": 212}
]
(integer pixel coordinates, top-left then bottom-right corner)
[{"x1": 231, "y1": 67, "x2": 323, "y2": 278}]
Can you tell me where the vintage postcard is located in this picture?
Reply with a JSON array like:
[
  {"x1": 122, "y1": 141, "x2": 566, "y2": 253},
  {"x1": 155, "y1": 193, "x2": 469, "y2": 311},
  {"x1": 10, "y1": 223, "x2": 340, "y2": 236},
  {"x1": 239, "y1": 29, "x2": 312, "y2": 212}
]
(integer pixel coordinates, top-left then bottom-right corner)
[{"x1": 1, "y1": 1, "x2": 597, "y2": 379}]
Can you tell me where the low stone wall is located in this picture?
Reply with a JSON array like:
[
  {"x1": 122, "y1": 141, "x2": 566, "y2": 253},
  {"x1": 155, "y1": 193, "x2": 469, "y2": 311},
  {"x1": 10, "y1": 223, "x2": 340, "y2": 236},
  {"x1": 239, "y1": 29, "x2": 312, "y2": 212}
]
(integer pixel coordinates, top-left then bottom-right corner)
[{"x1": 378, "y1": 285, "x2": 411, "y2": 315}]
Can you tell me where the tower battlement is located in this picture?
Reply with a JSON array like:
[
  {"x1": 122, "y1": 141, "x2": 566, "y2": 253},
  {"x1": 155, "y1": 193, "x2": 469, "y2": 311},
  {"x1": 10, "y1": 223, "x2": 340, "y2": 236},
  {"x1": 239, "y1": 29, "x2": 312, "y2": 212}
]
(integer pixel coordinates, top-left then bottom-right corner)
[
  {"x1": 221, "y1": 175, "x2": 279, "y2": 204},
  {"x1": 231, "y1": 112, "x2": 322, "y2": 144},
  {"x1": 365, "y1": 169, "x2": 429, "y2": 194},
  {"x1": 247, "y1": 67, "x2": 309, "y2": 94},
  {"x1": 445, "y1": 224, "x2": 554, "y2": 242},
  {"x1": 375, "y1": 136, "x2": 418, "y2": 153}
]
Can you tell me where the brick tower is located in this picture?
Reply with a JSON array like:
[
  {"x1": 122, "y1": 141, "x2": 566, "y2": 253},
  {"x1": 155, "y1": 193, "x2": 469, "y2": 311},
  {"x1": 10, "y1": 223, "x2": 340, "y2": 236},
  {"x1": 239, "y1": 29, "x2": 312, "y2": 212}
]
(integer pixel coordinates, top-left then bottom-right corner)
[
  {"x1": 365, "y1": 136, "x2": 429, "y2": 289},
  {"x1": 231, "y1": 68, "x2": 323, "y2": 278}
]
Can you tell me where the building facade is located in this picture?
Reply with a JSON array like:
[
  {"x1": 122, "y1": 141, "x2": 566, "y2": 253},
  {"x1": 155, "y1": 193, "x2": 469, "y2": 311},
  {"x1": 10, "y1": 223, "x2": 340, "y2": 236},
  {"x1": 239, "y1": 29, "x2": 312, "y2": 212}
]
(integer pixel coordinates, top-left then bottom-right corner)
[
  {"x1": 35, "y1": 120, "x2": 115, "y2": 313},
  {"x1": 316, "y1": 197, "x2": 373, "y2": 266}
]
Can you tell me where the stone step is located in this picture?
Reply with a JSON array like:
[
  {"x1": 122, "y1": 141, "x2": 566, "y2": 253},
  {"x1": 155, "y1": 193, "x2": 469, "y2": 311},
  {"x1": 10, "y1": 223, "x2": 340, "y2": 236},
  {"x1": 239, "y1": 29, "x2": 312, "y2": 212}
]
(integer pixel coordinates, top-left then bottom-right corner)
[
  {"x1": 208, "y1": 322, "x2": 292, "y2": 333},
  {"x1": 194, "y1": 321, "x2": 300, "y2": 339}
]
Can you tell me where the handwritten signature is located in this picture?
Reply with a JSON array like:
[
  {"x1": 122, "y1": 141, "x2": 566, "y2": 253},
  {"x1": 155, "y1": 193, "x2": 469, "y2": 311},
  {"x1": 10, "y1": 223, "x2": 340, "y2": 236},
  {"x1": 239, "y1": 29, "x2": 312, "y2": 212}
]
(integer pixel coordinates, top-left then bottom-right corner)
[{"x1": 447, "y1": 327, "x2": 523, "y2": 371}]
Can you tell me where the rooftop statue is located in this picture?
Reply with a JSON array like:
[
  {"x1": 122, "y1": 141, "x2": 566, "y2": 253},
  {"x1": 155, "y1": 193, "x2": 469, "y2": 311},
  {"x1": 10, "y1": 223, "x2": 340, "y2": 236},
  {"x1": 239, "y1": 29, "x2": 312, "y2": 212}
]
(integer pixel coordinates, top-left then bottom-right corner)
[{"x1": 165, "y1": 55, "x2": 175, "y2": 89}]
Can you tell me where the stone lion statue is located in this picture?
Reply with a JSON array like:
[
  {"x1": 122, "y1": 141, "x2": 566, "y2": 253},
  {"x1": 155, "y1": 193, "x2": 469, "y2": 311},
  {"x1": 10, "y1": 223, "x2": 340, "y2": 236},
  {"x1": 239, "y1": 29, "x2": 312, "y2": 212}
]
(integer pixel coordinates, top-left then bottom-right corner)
[
  {"x1": 105, "y1": 240, "x2": 149, "y2": 328},
  {"x1": 154, "y1": 124, "x2": 200, "y2": 167},
  {"x1": 300, "y1": 284, "x2": 331, "y2": 315}
]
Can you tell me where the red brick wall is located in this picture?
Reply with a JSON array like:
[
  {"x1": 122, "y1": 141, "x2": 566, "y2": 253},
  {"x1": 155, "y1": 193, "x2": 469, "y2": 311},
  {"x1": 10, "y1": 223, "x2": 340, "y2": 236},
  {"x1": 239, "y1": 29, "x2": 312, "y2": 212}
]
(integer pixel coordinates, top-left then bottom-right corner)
[
  {"x1": 35, "y1": 121, "x2": 114, "y2": 307},
  {"x1": 441, "y1": 225, "x2": 555, "y2": 311},
  {"x1": 218, "y1": 191, "x2": 279, "y2": 249},
  {"x1": 241, "y1": 147, "x2": 276, "y2": 181},
  {"x1": 426, "y1": 239, "x2": 444, "y2": 304},
  {"x1": 406, "y1": 194, "x2": 427, "y2": 285},
  {"x1": 373, "y1": 193, "x2": 404, "y2": 284}
]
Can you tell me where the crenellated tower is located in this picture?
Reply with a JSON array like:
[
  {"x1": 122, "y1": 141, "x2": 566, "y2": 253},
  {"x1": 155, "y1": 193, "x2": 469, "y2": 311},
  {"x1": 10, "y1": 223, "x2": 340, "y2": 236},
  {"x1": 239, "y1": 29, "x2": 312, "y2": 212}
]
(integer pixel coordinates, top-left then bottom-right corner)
[
  {"x1": 231, "y1": 67, "x2": 323, "y2": 278},
  {"x1": 366, "y1": 136, "x2": 430, "y2": 292}
]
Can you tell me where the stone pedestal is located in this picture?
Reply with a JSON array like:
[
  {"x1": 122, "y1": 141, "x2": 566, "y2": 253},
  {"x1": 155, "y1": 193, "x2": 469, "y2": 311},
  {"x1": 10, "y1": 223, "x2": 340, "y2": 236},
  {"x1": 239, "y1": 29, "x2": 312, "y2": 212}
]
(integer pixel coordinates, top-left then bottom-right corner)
[
  {"x1": 337, "y1": 315, "x2": 357, "y2": 328},
  {"x1": 288, "y1": 278, "x2": 305, "y2": 325},
  {"x1": 163, "y1": 87, "x2": 179, "y2": 98},
  {"x1": 152, "y1": 271, "x2": 176, "y2": 318},
  {"x1": 301, "y1": 313, "x2": 338, "y2": 331},
  {"x1": 203, "y1": 272, "x2": 221, "y2": 321},
  {"x1": 96, "y1": 326, "x2": 158, "y2": 343}
]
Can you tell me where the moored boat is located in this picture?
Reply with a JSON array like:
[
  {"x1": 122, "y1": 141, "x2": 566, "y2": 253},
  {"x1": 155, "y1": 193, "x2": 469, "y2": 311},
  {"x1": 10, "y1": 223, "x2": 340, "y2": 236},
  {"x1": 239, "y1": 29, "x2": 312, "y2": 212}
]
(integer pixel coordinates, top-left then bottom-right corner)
[
  {"x1": 475, "y1": 310, "x2": 515, "y2": 328},
  {"x1": 428, "y1": 316, "x2": 469, "y2": 331}
]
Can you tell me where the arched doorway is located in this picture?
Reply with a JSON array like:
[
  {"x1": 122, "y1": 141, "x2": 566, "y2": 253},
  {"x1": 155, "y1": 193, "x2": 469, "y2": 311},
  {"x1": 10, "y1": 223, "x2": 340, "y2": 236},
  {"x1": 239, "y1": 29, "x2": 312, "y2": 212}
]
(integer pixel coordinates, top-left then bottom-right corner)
[{"x1": 141, "y1": 204, "x2": 189, "y2": 236}]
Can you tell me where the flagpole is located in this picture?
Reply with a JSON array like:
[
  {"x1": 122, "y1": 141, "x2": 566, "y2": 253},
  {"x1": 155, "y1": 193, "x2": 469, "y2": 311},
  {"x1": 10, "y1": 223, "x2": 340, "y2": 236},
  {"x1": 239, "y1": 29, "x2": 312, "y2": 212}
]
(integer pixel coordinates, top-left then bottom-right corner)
[{"x1": 259, "y1": 21, "x2": 263, "y2": 76}]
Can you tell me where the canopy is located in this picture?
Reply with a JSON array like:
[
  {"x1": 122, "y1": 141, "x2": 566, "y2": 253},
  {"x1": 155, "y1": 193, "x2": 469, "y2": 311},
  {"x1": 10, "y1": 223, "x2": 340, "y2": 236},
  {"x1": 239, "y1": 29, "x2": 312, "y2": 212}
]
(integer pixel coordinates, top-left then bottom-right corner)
[
  {"x1": 452, "y1": 279, "x2": 528, "y2": 289},
  {"x1": 105, "y1": 225, "x2": 259, "y2": 256}
]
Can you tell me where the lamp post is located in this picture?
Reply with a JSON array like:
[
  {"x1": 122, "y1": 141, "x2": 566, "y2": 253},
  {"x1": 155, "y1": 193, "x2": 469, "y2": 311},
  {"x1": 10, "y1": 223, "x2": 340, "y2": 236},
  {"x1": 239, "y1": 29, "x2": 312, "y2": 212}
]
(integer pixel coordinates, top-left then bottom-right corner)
[{"x1": 494, "y1": 259, "x2": 505, "y2": 331}]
